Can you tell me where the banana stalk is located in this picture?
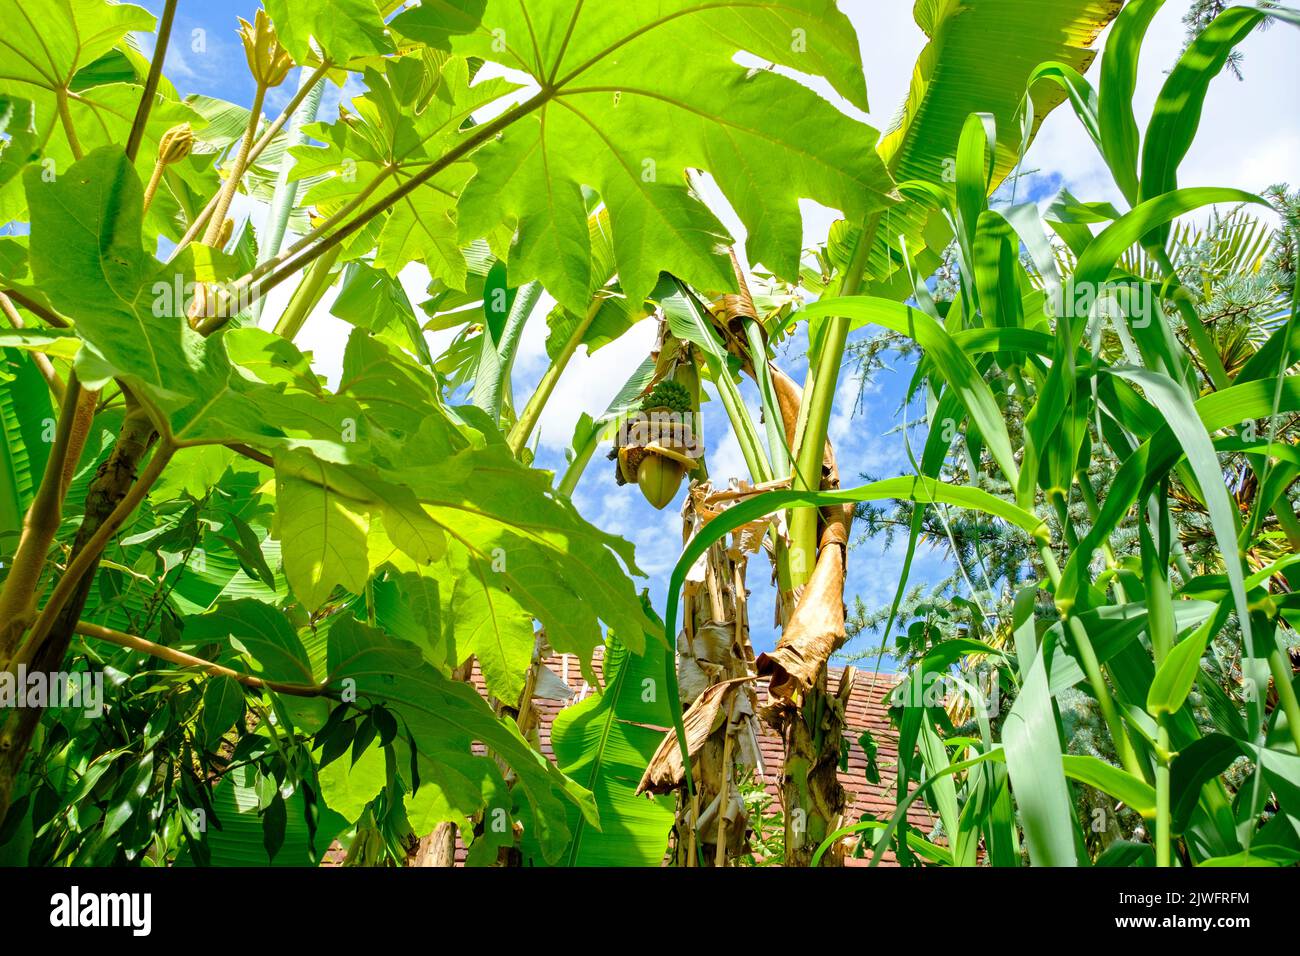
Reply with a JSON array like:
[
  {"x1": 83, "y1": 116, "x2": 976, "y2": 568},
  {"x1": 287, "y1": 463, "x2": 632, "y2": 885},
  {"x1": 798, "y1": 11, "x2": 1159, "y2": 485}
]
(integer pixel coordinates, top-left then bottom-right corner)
[{"x1": 663, "y1": 482, "x2": 765, "y2": 866}]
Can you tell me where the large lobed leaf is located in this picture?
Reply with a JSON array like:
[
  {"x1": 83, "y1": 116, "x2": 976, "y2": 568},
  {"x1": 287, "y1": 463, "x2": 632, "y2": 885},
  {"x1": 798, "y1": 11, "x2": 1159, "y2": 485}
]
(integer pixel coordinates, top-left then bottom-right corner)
[
  {"x1": 18, "y1": 145, "x2": 655, "y2": 707},
  {"x1": 0, "y1": 0, "x2": 204, "y2": 219},
  {"x1": 390, "y1": 0, "x2": 900, "y2": 313}
]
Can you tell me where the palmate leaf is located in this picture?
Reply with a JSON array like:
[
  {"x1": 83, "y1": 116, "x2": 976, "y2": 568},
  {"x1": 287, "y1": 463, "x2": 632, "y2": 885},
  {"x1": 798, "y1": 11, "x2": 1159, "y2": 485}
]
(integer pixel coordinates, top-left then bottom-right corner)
[
  {"x1": 330, "y1": 265, "x2": 436, "y2": 374},
  {"x1": 262, "y1": 0, "x2": 394, "y2": 65},
  {"x1": 270, "y1": 441, "x2": 460, "y2": 611},
  {"x1": 375, "y1": 447, "x2": 654, "y2": 700},
  {"x1": 0, "y1": 96, "x2": 39, "y2": 222},
  {"x1": 23, "y1": 145, "x2": 654, "y2": 706},
  {"x1": 375, "y1": 546, "x2": 537, "y2": 705},
  {"x1": 0, "y1": 0, "x2": 201, "y2": 209},
  {"x1": 434, "y1": 542, "x2": 535, "y2": 704},
  {"x1": 274, "y1": 463, "x2": 372, "y2": 611},
  {"x1": 182, "y1": 598, "x2": 327, "y2": 732},
  {"x1": 188, "y1": 600, "x2": 317, "y2": 682},
  {"x1": 291, "y1": 56, "x2": 520, "y2": 286},
  {"x1": 412, "y1": 438, "x2": 654, "y2": 662},
  {"x1": 269, "y1": 332, "x2": 655, "y2": 681},
  {"x1": 391, "y1": 0, "x2": 898, "y2": 314},
  {"x1": 542, "y1": 207, "x2": 657, "y2": 361},
  {"x1": 21, "y1": 147, "x2": 351, "y2": 453},
  {"x1": 373, "y1": 171, "x2": 471, "y2": 287},
  {"x1": 543, "y1": 291, "x2": 649, "y2": 363}
]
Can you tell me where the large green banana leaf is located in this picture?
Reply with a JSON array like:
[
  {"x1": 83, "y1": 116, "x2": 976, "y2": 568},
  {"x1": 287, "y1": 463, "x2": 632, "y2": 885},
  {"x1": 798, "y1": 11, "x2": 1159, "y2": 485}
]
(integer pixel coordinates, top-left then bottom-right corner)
[
  {"x1": 526, "y1": 633, "x2": 675, "y2": 867},
  {"x1": 861, "y1": 0, "x2": 1123, "y2": 294}
]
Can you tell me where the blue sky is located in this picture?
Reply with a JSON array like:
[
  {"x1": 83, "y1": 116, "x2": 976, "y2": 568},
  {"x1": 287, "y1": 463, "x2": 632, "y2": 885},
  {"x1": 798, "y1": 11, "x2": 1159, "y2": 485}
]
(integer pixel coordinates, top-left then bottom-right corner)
[{"x1": 130, "y1": 1, "x2": 1299, "y2": 664}]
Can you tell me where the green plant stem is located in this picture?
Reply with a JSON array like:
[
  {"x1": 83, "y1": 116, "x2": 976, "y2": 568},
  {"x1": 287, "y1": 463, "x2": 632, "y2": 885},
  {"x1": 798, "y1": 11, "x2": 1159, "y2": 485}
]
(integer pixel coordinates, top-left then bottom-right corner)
[
  {"x1": 1052, "y1": 495, "x2": 1080, "y2": 551},
  {"x1": 1150, "y1": 244, "x2": 1229, "y2": 391},
  {"x1": 244, "y1": 165, "x2": 395, "y2": 292},
  {"x1": 509, "y1": 296, "x2": 602, "y2": 458},
  {"x1": 742, "y1": 319, "x2": 793, "y2": 596},
  {"x1": 787, "y1": 213, "x2": 878, "y2": 585},
  {"x1": 714, "y1": 367, "x2": 771, "y2": 484},
  {"x1": 1076, "y1": 475, "x2": 1130, "y2": 602},
  {"x1": 558, "y1": 434, "x2": 599, "y2": 498},
  {"x1": 74, "y1": 621, "x2": 328, "y2": 698},
  {"x1": 1148, "y1": 532, "x2": 1175, "y2": 868},
  {"x1": 124, "y1": 0, "x2": 177, "y2": 162},
  {"x1": 252, "y1": 65, "x2": 326, "y2": 324},
  {"x1": 0, "y1": 289, "x2": 69, "y2": 329},
  {"x1": 1038, "y1": 545, "x2": 1145, "y2": 779},
  {"x1": 744, "y1": 320, "x2": 791, "y2": 478},
  {"x1": 56, "y1": 90, "x2": 83, "y2": 160},
  {"x1": 269, "y1": 245, "x2": 342, "y2": 341},
  {"x1": 1075, "y1": 612, "x2": 1145, "y2": 777},
  {"x1": 0, "y1": 293, "x2": 65, "y2": 401},
  {"x1": 169, "y1": 61, "x2": 331, "y2": 261},
  {"x1": 1155, "y1": 719, "x2": 1172, "y2": 867},
  {"x1": 205, "y1": 82, "x2": 267, "y2": 246}
]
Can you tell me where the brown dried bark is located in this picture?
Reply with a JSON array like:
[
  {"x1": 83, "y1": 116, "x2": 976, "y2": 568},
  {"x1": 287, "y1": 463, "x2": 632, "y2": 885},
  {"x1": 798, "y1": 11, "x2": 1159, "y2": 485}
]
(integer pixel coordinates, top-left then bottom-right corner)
[
  {"x1": 754, "y1": 366, "x2": 855, "y2": 866},
  {"x1": 634, "y1": 478, "x2": 768, "y2": 865}
]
